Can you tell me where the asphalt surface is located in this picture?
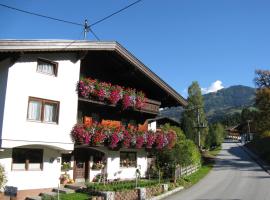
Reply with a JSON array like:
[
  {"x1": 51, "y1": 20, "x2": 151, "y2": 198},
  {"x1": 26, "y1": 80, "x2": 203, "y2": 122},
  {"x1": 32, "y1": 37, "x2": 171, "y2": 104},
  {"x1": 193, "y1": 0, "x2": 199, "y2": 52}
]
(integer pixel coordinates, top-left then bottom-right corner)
[{"x1": 166, "y1": 142, "x2": 270, "y2": 200}]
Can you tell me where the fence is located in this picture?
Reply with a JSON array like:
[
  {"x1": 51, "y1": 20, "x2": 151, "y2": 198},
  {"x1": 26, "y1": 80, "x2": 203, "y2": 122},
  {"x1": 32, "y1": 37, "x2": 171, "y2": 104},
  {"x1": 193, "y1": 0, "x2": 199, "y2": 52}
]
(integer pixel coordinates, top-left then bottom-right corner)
[{"x1": 173, "y1": 164, "x2": 200, "y2": 181}]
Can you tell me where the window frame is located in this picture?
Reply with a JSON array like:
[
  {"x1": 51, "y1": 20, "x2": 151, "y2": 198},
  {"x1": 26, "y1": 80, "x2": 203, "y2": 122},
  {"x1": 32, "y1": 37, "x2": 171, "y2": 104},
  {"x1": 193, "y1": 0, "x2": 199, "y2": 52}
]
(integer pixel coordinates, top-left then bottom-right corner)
[
  {"x1": 12, "y1": 148, "x2": 44, "y2": 171},
  {"x1": 37, "y1": 58, "x2": 58, "y2": 77},
  {"x1": 120, "y1": 151, "x2": 137, "y2": 168},
  {"x1": 27, "y1": 97, "x2": 60, "y2": 124}
]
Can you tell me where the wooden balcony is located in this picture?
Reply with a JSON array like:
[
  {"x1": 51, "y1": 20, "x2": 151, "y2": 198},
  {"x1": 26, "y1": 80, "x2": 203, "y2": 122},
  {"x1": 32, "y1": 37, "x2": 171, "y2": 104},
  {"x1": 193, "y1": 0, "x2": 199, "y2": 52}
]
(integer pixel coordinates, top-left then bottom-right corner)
[{"x1": 78, "y1": 97, "x2": 161, "y2": 115}]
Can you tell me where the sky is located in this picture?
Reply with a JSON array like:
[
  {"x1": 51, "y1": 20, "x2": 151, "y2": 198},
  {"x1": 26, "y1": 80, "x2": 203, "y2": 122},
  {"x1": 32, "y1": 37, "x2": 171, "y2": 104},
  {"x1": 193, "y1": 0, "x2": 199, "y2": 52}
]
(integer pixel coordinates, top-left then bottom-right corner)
[{"x1": 0, "y1": 0, "x2": 269, "y2": 97}]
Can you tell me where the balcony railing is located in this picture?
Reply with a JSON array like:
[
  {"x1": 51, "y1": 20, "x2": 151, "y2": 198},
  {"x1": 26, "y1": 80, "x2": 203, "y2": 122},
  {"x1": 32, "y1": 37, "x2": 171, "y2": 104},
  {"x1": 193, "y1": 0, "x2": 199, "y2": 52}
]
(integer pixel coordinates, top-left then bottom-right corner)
[
  {"x1": 78, "y1": 97, "x2": 161, "y2": 115},
  {"x1": 139, "y1": 98, "x2": 161, "y2": 114}
]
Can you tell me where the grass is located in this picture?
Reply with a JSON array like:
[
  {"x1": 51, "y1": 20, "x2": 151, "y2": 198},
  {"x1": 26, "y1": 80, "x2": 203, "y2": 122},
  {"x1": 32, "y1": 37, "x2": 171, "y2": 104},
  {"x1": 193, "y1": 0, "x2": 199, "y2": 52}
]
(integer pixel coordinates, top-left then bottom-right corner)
[
  {"x1": 182, "y1": 163, "x2": 213, "y2": 188},
  {"x1": 42, "y1": 193, "x2": 90, "y2": 200},
  {"x1": 208, "y1": 146, "x2": 222, "y2": 157},
  {"x1": 60, "y1": 193, "x2": 90, "y2": 200}
]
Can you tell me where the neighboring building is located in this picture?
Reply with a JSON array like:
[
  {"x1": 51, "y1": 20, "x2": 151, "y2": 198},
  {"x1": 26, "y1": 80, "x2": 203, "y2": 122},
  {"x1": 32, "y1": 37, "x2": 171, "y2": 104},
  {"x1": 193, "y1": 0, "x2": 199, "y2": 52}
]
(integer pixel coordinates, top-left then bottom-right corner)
[
  {"x1": 0, "y1": 40, "x2": 187, "y2": 192},
  {"x1": 147, "y1": 116, "x2": 181, "y2": 131}
]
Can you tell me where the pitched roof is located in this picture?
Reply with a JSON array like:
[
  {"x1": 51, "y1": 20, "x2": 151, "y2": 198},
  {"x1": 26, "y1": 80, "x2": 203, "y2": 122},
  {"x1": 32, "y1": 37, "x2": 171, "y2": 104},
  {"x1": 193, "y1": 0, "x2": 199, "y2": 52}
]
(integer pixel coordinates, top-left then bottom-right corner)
[{"x1": 0, "y1": 40, "x2": 188, "y2": 107}]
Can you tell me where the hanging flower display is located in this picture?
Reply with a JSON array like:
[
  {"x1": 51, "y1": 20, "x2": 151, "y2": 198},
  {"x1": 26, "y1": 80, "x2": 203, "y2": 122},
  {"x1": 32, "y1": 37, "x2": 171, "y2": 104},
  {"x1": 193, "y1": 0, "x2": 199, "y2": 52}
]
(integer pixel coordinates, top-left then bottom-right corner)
[
  {"x1": 91, "y1": 129, "x2": 107, "y2": 146},
  {"x1": 109, "y1": 127, "x2": 123, "y2": 149},
  {"x1": 109, "y1": 85, "x2": 123, "y2": 105},
  {"x1": 78, "y1": 79, "x2": 90, "y2": 98},
  {"x1": 71, "y1": 122, "x2": 177, "y2": 150},
  {"x1": 71, "y1": 124, "x2": 89, "y2": 144},
  {"x1": 95, "y1": 82, "x2": 111, "y2": 101},
  {"x1": 122, "y1": 88, "x2": 136, "y2": 109},
  {"x1": 135, "y1": 133, "x2": 145, "y2": 149},
  {"x1": 146, "y1": 131, "x2": 156, "y2": 149},
  {"x1": 155, "y1": 131, "x2": 166, "y2": 150},
  {"x1": 123, "y1": 130, "x2": 132, "y2": 148},
  {"x1": 77, "y1": 77, "x2": 148, "y2": 111},
  {"x1": 135, "y1": 91, "x2": 146, "y2": 109}
]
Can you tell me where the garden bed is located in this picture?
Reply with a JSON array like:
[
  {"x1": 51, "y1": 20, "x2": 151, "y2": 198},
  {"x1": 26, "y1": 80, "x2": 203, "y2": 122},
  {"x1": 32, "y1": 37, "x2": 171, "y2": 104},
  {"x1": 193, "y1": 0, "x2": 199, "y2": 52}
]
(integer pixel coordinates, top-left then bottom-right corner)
[
  {"x1": 81, "y1": 179, "x2": 169, "y2": 200},
  {"x1": 85, "y1": 179, "x2": 162, "y2": 192}
]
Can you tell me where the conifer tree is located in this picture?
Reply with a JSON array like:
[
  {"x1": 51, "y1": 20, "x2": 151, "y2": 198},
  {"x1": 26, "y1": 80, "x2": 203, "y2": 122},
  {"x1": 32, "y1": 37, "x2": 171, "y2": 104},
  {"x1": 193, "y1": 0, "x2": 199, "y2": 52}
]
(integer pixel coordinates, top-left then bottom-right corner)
[{"x1": 181, "y1": 81, "x2": 208, "y2": 147}]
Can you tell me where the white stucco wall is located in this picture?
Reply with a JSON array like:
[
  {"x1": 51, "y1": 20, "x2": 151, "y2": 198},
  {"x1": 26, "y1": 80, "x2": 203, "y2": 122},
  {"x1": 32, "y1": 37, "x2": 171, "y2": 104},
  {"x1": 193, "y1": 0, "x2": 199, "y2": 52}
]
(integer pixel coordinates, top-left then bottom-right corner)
[
  {"x1": 105, "y1": 148, "x2": 148, "y2": 181},
  {"x1": 0, "y1": 146, "x2": 62, "y2": 190},
  {"x1": 148, "y1": 121, "x2": 157, "y2": 132},
  {"x1": 1, "y1": 53, "x2": 80, "y2": 150}
]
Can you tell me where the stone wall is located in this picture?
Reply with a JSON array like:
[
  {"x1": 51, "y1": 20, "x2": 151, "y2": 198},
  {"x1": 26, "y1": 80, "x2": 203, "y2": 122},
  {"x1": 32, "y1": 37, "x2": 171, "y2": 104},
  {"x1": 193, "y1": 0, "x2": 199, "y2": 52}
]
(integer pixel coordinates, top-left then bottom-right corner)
[
  {"x1": 114, "y1": 189, "x2": 138, "y2": 200},
  {"x1": 90, "y1": 184, "x2": 168, "y2": 200},
  {"x1": 146, "y1": 185, "x2": 163, "y2": 199}
]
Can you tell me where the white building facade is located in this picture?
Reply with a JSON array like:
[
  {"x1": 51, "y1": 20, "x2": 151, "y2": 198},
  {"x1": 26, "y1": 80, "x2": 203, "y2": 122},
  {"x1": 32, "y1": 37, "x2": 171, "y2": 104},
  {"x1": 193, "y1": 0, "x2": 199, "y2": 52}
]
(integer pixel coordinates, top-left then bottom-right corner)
[{"x1": 0, "y1": 40, "x2": 187, "y2": 191}]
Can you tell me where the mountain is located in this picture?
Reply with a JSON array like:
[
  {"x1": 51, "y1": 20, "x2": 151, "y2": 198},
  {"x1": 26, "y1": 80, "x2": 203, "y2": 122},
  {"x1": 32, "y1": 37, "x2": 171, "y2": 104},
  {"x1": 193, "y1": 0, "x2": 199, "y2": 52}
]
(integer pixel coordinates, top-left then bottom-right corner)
[{"x1": 160, "y1": 85, "x2": 256, "y2": 123}]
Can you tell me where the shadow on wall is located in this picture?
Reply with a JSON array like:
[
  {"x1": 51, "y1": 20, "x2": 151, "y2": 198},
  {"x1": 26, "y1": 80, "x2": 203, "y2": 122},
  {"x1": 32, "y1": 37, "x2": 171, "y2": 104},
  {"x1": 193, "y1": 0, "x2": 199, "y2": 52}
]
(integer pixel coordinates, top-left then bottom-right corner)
[{"x1": 0, "y1": 58, "x2": 12, "y2": 147}]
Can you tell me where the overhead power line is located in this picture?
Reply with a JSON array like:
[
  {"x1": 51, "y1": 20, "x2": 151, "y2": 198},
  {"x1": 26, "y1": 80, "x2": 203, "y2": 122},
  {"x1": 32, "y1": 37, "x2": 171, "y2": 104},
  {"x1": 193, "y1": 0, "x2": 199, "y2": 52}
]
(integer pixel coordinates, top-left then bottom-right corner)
[
  {"x1": 90, "y1": 0, "x2": 143, "y2": 27},
  {"x1": 0, "y1": 3, "x2": 83, "y2": 27},
  {"x1": 0, "y1": 0, "x2": 143, "y2": 40}
]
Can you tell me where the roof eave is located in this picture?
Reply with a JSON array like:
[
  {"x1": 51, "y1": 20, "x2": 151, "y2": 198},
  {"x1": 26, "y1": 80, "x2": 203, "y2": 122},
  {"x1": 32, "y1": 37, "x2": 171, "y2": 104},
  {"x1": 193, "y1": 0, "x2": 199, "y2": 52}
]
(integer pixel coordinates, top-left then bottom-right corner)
[{"x1": 0, "y1": 40, "x2": 188, "y2": 107}]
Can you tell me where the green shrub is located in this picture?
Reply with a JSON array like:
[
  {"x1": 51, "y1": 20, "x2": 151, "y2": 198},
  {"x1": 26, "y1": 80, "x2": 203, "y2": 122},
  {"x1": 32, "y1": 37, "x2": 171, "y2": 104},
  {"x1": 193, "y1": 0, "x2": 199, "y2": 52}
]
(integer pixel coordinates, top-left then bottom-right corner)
[
  {"x1": 260, "y1": 130, "x2": 270, "y2": 138},
  {"x1": 155, "y1": 124, "x2": 201, "y2": 180},
  {"x1": 86, "y1": 180, "x2": 161, "y2": 192}
]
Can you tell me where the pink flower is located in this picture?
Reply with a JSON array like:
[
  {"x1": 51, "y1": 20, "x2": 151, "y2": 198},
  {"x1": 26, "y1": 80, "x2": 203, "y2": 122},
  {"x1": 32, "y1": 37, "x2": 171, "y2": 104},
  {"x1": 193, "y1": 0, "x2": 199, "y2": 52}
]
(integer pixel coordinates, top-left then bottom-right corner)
[
  {"x1": 135, "y1": 91, "x2": 146, "y2": 109},
  {"x1": 123, "y1": 130, "x2": 132, "y2": 148},
  {"x1": 109, "y1": 89, "x2": 121, "y2": 104},
  {"x1": 71, "y1": 124, "x2": 89, "y2": 144},
  {"x1": 146, "y1": 131, "x2": 156, "y2": 149},
  {"x1": 136, "y1": 135, "x2": 145, "y2": 149},
  {"x1": 155, "y1": 132, "x2": 165, "y2": 149}
]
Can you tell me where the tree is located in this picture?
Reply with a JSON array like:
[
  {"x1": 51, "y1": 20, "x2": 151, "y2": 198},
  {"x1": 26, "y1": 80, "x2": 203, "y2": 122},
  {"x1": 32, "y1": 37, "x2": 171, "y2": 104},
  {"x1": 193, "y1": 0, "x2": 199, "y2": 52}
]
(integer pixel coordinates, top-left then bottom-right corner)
[
  {"x1": 254, "y1": 69, "x2": 270, "y2": 88},
  {"x1": 255, "y1": 88, "x2": 270, "y2": 133},
  {"x1": 181, "y1": 81, "x2": 208, "y2": 147},
  {"x1": 207, "y1": 123, "x2": 225, "y2": 148},
  {"x1": 254, "y1": 70, "x2": 270, "y2": 133}
]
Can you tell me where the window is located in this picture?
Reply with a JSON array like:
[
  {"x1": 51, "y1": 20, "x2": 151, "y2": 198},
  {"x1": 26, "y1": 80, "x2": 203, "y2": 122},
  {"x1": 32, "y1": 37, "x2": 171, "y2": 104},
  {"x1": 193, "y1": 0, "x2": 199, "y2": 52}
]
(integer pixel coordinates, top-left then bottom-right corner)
[
  {"x1": 61, "y1": 153, "x2": 72, "y2": 172},
  {"x1": 120, "y1": 152, "x2": 137, "y2": 168},
  {"x1": 12, "y1": 148, "x2": 43, "y2": 171},
  {"x1": 27, "y1": 97, "x2": 59, "y2": 123},
  {"x1": 37, "y1": 58, "x2": 58, "y2": 76}
]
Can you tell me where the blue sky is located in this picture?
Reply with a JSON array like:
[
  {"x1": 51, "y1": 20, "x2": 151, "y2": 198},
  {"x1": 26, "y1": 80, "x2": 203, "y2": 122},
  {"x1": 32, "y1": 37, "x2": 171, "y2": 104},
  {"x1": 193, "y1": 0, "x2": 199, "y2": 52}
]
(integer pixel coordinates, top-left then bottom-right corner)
[{"x1": 1, "y1": 0, "x2": 269, "y2": 97}]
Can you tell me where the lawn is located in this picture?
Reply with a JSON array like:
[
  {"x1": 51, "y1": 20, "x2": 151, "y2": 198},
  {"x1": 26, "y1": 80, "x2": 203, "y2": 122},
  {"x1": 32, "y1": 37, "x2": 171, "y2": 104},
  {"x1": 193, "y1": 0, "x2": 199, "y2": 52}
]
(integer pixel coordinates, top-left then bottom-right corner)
[
  {"x1": 182, "y1": 163, "x2": 213, "y2": 188},
  {"x1": 42, "y1": 193, "x2": 90, "y2": 200}
]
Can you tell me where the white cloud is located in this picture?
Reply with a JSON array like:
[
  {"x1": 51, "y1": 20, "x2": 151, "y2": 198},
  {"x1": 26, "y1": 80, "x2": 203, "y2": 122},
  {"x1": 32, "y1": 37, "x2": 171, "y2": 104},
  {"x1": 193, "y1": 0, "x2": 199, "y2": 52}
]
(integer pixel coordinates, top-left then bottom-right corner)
[
  {"x1": 182, "y1": 88, "x2": 188, "y2": 98},
  {"x1": 201, "y1": 80, "x2": 224, "y2": 94}
]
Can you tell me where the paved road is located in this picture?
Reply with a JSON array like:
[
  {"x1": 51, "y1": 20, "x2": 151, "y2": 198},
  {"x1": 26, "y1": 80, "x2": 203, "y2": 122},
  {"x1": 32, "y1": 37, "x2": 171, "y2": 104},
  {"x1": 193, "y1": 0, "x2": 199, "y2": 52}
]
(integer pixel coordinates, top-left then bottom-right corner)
[{"x1": 167, "y1": 142, "x2": 270, "y2": 200}]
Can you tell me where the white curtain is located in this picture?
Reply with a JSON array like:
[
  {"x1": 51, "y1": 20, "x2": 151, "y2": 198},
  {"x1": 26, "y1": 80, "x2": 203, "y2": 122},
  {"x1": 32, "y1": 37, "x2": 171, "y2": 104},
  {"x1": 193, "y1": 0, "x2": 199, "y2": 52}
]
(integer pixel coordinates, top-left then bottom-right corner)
[
  {"x1": 44, "y1": 104, "x2": 55, "y2": 122},
  {"x1": 28, "y1": 101, "x2": 41, "y2": 120},
  {"x1": 37, "y1": 62, "x2": 54, "y2": 75}
]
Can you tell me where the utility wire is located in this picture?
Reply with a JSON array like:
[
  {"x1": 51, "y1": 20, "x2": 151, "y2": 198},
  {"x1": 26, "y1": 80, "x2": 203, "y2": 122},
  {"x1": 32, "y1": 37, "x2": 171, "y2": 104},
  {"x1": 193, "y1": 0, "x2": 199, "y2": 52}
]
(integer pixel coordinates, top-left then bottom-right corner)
[
  {"x1": 89, "y1": 28, "x2": 100, "y2": 41},
  {"x1": 0, "y1": 3, "x2": 83, "y2": 27},
  {"x1": 0, "y1": 0, "x2": 143, "y2": 40},
  {"x1": 0, "y1": 3, "x2": 101, "y2": 40},
  {"x1": 90, "y1": 0, "x2": 143, "y2": 27}
]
